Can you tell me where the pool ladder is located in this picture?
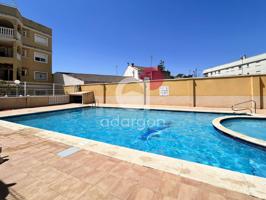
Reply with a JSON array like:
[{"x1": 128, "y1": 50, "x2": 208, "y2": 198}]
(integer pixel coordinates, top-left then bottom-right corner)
[
  {"x1": 231, "y1": 100, "x2": 257, "y2": 114},
  {"x1": 91, "y1": 99, "x2": 98, "y2": 107}
]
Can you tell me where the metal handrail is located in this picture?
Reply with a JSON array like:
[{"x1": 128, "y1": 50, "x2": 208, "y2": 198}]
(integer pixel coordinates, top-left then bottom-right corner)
[
  {"x1": 90, "y1": 99, "x2": 98, "y2": 107},
  {"x1": 231, "y1": 100, "x2": 257, "y2": 114}
]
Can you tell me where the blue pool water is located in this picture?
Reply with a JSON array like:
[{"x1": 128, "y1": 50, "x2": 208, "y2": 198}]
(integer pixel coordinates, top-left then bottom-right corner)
[
  {"x1": 3, "y1": 108, "x2": 266, "y2": 177},
  {"x1": 222, "y1": 118, "x2": 266, "y2": 141}
]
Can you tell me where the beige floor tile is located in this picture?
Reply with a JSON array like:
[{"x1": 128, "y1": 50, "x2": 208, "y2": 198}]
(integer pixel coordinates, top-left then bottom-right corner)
[
  {"x1": 111, "y1": 178, "x2": 138, "y2": 200},
  {"x1": 95, "y1": 175, "x2": 120, "y2": 194},
  {"x1": 79, "y1": 186, "x2": 107, "y2": 200},
  {"x1": 60, "y1": 180, "x2": 92, "y2": 200},
  {"x1": 127, "y1": 187, "x2": 154, "y2": 200},
  {"x1": 176, "y1": 183, "x2": 200, "y2": 200},
  {"x1": 96, "y1": 160, "x2": 118, "y2": 172},
  {"x1": 81, "y1": 169, "x2": 106, "y2": 185},
  {"x1": 139, "y1": 174, "x2": 162, "y2": 192},
  {"x1": 159, "y1": 178, "x2": 179, "y2": 198}
]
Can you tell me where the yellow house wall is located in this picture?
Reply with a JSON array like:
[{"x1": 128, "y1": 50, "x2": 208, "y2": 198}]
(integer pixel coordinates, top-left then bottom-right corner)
[
  {"x1": 261, "y1": 76, "x2": 266, "y2": 109},
  {"x1": 147, "y1": 80, "x2": 192, "y2": 106},
  {"x1": 21, "y1": 48, "x2": 52, "y2": 82},
  {"x1": 64, "y1": 86, "x2": 76, "y2": 94},
  {"x1": 105, "y1": 82, "x2": 144, "y2": 104},
  {"x1": 66, "y1": 75, "x2": 266, "y2": 109},
  {"x1": 81, "y1": 85, "x2": 105, "y2": 103},
  {"x1": 194, "y1": 76, "x2": 253, "y2": 107},
  {"x1": 195, "y1": 76, "x2": 251, "y2": 96}
]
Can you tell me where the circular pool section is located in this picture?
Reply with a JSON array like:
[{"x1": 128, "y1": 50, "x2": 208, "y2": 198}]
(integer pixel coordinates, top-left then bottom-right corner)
[
  {"x1": 222, "y1": 118, "x2": 266, "y2": 141},
  {"x1": 213, "y1": 116, "x2": 266, "y2": 148}
]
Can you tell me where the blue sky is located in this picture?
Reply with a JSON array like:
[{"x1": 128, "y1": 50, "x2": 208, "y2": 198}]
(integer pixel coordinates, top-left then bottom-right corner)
[{"x1": 14, "y1": 0, "x2": 266, "y2": 76}]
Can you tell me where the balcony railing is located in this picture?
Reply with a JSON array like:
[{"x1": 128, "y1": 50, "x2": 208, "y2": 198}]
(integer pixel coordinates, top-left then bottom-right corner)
[{"x1": 0, "y1": 27, "x2": 14, "y2": 39}]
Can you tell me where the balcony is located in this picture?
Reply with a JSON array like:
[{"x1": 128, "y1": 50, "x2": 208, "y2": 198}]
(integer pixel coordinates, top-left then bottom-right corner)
[
  {"x1": 0, "y1": 26, "x2": 14, "y2": 39},
  {"x1": 0, "y1": 46, "x2": 13, "y2": 64}
]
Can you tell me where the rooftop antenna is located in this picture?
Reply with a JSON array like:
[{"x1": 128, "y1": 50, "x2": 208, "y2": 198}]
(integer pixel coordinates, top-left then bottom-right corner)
[
  {"x1": 194, "y1": 68, "x2": 198, "y2": 77},
  {"x1": 150, "y1": 56, "x2": 153, "y2": 67},
  {"x1": 0, "y1": 0, "x2": 18, "y2": 8},
  {"x1": 115, "y1": 65, "x2": 118, "y2": 75}
]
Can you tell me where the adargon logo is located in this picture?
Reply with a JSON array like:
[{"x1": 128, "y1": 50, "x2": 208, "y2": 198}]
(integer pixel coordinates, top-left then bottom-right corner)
[
  {"x1": 139, "y1": 67, "x2": 164, "y2": 90},
  {"x1": 115, "y1": 64, "x2": 167, "y2": 105}
]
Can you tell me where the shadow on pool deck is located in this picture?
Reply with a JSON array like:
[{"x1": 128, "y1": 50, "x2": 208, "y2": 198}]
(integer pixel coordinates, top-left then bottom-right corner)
[
  {"x1": 0, "y1": 180, "x2": 16, "y2": 200},
  {"x1": 0, "y1": 156, "x2": 9, "y2": 165}
]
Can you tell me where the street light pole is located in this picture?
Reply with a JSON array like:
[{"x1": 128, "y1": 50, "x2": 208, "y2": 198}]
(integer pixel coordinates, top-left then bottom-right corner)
[{"x1": 14, "y1": 80, "x2": 20, "y2": 97}]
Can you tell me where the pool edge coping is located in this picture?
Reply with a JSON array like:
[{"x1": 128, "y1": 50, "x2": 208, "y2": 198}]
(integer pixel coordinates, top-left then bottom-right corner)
[
  {"x1": 213, "y1": 116, "x2": 266, "y2": 148},
  {"x1": 0, "y1": 103, "x2": 257, "y2": 119},
  {"x1": 1, "y1": 116, "x2": 266, "y2": 199}
]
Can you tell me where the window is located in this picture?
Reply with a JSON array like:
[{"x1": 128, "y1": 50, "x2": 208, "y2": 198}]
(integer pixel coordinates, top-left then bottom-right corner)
[
  {"x1": 34, "y1": 71, "x2": 48, "y2": 81},
  {"x1": 0, "y1": 47, "x2": 12, "y2": 57},
  {"x1": 22, "y1": 29, "x2": 28, "y2": 37},
  {"x1": 22, "y1": 49, "x2": 28, "y2": 57},
  {"x1": 21, "y1": 69, "x2": 28, "y2": 76},
  {"x1": 34, "y1": 34, "x2": 48, "y2": 46},
  {"x1": 34, "y1": 52, "x2": 48, "y2": 63}
]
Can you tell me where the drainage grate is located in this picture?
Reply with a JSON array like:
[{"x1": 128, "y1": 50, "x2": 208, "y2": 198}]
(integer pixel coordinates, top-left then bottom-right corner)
[{"x1": 57, "y1": 147, "x2": 80, "y2": 158}]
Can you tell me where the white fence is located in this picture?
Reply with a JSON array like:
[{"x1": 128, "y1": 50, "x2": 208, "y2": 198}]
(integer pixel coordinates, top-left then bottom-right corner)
[
  {"x1": 0, "y1": 81, "x2": 65, "y2": 97},
  {"x1": 49, "y1": 95, "x2": 70, "y2": 105}
]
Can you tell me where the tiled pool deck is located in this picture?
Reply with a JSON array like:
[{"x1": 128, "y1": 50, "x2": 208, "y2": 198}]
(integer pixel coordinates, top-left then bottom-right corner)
[{"x1": 0, "y1": 104, "x2": 266, "y2": 200}]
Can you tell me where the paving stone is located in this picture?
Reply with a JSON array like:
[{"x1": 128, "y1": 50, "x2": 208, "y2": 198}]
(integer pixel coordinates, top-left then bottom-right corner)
[{"x1": 0, "y1": 113, "x2": 261, "y2": 200}]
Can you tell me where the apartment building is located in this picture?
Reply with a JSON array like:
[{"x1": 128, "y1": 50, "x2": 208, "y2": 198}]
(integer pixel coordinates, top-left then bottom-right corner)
[
  {"x1": 203, "y1": 53, "x2": 266, "y2": 77},
  {"x1": 0, "y1": 3, "x2": 52, "y2": 83}
]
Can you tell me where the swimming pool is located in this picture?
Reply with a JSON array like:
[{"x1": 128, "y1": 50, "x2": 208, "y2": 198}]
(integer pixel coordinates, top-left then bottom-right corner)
[
  {"x1": 222, "y1": 118, "x2": 266, "y2": 141},
  {"x1": 3, "y1": 107, "x2": 266, "y2": 178}
]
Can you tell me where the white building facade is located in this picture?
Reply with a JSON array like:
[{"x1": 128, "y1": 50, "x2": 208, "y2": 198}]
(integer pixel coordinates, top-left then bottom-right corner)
[
  {"x1": 123, "y1": 64, "x2": 142, "y2": 80},
  {"x1": 203, "y1": 53, "x2": 266, "y2": 77}
]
